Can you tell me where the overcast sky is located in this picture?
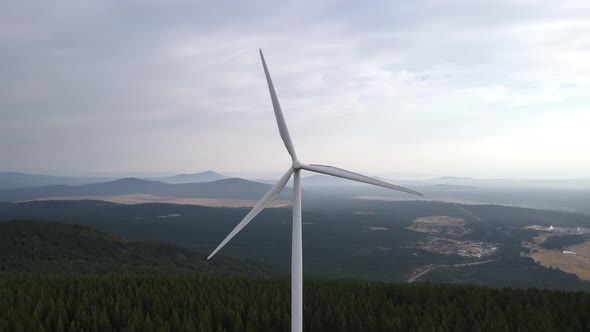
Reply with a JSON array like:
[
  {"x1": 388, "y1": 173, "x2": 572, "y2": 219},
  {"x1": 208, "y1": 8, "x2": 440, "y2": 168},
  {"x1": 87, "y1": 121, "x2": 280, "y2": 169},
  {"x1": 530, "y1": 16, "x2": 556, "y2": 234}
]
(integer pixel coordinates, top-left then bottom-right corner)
[{"x1": 1, "y1": 0, "x2": 589, "y2": 179}]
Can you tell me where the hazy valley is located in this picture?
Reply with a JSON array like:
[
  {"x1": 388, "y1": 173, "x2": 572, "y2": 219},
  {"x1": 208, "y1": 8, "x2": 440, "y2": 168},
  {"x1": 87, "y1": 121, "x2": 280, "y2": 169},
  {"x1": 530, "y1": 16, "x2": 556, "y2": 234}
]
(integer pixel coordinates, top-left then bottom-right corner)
[{"x1": 2, "y1": 170, "x2": 590, "y2": 290}]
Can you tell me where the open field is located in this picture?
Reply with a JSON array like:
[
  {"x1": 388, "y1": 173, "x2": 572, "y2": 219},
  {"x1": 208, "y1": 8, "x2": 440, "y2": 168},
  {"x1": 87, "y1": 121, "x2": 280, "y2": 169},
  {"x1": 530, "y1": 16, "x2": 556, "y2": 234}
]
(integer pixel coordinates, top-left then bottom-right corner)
[
  {"x1": 528, "y1": 239, "x2": 590, "y2": 281},
  {"x1": 28, "y1": 194, "x2": 290, "y2": 208}
]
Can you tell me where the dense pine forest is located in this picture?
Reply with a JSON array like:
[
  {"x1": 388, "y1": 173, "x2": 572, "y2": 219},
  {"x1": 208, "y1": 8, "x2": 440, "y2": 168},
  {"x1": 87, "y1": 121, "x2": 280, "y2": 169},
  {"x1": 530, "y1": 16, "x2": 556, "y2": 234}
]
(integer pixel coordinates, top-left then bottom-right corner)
[
  {"x1": 0, "y1": 220, "x2": 268, "y2": 275},
  {"x1": 2, "y1": 220, "x2": 590, "y2": 331},
  {"x1": 2, "y1": 273, "x2": 590, "y2": 331}
]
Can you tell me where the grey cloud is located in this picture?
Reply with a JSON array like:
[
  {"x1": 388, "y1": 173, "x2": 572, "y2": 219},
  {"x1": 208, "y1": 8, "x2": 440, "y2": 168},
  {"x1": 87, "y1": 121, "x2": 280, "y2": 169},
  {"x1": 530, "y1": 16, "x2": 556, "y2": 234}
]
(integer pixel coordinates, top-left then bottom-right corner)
[{"x1": 1, "y1": 1, "x2": 589, "y2": 177}]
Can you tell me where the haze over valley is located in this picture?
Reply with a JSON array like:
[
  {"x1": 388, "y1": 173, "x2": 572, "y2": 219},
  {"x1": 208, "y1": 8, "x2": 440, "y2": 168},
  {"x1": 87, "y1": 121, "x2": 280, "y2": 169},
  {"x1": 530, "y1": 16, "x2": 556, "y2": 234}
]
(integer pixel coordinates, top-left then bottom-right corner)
[
  {"x1": 2, "y1": 169, "x2": 590, "y2": 288},
  {"x1": 2, "y1": 171, "x2": 589, "y2": 214}
]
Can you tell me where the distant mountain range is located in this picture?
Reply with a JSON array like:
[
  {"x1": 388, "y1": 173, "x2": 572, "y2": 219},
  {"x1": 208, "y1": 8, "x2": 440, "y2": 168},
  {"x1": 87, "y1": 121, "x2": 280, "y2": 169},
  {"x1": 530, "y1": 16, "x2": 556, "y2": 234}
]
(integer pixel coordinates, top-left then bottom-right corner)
[
  {"x1": 4, "y1": 171, "x2": 589, "y2": 190},
  {"x1": 0, "y1": 177, "x2": 290, "y2": 202},
  {"x1": 0, "y1": 171, "x2": 230, "y2": 190},
  {"x1": 301, "y1": 174, "x2": 590, "y2": 190},
  {"x1": 417, "y1": 177, "x2": 590, "y2": 190},
  {"x1": 2, "y1": 171, "x2": 589, "y2": 210},
  {"x1": 0, "y1": 172, "x2": 113, "y2": 190}
]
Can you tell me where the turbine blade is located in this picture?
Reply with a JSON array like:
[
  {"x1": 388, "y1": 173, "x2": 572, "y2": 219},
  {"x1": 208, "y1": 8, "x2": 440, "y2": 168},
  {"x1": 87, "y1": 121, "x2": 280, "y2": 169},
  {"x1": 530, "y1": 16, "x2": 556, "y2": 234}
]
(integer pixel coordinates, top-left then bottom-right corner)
[
  {"x1": 207, "y1": 167, "x2": 294, "y2": 259},
  {"x1": 259, "y1": 49, "x2": 298, "y2": 161},
  {"x1": 301, "y1": 164, "x2": 423, "y2": 196}
]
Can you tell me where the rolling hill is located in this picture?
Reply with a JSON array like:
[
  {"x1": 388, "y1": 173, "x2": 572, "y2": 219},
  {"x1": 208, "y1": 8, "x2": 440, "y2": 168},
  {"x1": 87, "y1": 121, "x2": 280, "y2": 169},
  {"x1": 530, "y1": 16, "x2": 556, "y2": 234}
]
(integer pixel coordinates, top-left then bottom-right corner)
[
  {"x1": 0, "y1": 170, "x2": 229, "y2": 190},
  {"x1": 0, "y1": 220, "x2": 268, "y2": 275},
  {"x1": 0, "y1": 171, "x2": 113, "y2": 190},
  {"x1": 149, "y1": 170, "x2": 228, "y2": 183},
  {"x1": 0, "y1": 177, "x2": 290, "y2": 202}
]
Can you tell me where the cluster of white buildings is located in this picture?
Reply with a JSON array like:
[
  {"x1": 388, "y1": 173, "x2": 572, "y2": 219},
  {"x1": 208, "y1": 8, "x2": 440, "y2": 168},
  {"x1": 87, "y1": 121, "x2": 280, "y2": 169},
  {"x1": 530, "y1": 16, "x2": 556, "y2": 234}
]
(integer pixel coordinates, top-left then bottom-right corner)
[{"x1": 526, "y1": 225, "x2": 589, "y2": 235}]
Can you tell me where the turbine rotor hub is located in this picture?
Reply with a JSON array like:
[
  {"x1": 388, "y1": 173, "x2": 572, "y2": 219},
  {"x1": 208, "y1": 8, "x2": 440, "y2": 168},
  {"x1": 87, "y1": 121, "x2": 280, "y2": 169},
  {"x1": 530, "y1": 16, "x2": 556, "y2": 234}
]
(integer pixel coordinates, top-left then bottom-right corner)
[{"x1": 292, "y1": 160, "x2": 302, "y2": 169}]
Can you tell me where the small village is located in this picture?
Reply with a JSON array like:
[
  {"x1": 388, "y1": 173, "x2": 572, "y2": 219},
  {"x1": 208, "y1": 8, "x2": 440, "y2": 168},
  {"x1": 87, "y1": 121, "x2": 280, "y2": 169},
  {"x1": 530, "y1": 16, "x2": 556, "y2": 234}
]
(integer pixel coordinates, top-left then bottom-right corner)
[
  {"x1": 407, "y1": 216, "x2": 499, "y2": 258},
  {"x1": 415, "y1": 237, "x2": 498, "y2": 258}
]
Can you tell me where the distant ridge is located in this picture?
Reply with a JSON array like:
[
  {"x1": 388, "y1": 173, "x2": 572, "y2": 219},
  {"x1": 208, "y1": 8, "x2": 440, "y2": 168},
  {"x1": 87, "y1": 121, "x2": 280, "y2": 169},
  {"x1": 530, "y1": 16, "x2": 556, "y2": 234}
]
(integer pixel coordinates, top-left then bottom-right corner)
[
  {"x1": 431, "y1": 176, "x2": 473, "y2": 181},
  {"x1": 423, "y1": 184, "x2": 477, "y2": 190},
  {"x1": 0, "y1": 172, "x2": 113, "y2": 190},
  {"x1": 150, "y1": 170, "x2": 228, "y2": 184},
  {"x1": 0, "y1": 177, "x2": 290, "y2": 202},
  {"x1": 0, "y1": 170, "x2": 229, "y2": 190},
  {"x1": 302, "y1": 174, "x2": 380, "y2": 186}
]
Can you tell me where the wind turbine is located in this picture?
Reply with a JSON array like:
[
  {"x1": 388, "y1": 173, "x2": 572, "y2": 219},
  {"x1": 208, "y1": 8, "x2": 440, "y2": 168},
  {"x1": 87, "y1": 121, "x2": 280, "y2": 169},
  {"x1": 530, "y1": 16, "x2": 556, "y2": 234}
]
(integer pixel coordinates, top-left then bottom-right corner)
[{"x1": 208, "y1": 49, "x2": 423, "y2": 332}]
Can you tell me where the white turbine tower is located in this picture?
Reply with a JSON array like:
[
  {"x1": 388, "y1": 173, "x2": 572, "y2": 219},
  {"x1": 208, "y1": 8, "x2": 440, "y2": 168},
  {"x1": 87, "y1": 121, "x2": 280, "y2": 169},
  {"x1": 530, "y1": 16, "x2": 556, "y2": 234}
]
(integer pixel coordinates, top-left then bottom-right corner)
[{"x1": 208, "y1": 49, "x2": 423, "y2": 332}]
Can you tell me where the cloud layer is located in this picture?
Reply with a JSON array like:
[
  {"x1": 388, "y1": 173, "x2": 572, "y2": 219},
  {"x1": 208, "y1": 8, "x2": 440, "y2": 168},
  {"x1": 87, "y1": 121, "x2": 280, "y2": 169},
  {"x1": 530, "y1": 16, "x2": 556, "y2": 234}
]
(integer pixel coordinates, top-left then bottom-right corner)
[{"x1": 1, "y1": 0, "x2": 589, "y2": 178}]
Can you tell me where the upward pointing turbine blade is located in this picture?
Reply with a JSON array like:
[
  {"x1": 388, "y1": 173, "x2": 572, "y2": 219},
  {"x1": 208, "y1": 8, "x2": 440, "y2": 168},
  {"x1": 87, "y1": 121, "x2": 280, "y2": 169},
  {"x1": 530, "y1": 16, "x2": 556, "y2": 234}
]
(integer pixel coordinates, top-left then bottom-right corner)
[
  {"x1": 259, "y1": 49, "x2": 298, "y2": 161},
  {"x1": 301, "y1": 164, "x2": 423, "y2": 196},
  {"x1": 207, "y1": 167, "x2": 294, "y2": 260}
]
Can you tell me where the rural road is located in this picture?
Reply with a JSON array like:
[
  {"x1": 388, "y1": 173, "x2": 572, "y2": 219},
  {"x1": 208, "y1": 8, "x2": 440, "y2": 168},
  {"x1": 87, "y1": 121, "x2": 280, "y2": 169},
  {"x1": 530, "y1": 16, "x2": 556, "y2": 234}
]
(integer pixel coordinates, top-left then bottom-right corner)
[{"x1": 408, "y1": 259, "x2": 497, "y2": 283}]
